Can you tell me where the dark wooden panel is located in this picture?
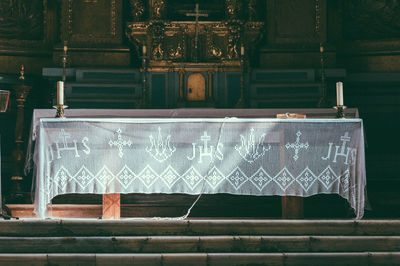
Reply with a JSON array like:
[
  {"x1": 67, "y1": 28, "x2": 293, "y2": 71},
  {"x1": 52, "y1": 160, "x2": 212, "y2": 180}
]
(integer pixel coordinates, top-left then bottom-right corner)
[
  {"x1": 266, "y1": 0, "x2": 326, "y2": 44},
  {"x1": 342, "y1": 1, "x2": 400, "y2": 41},
  {"x1": 0, "y1": 0, "x2": 44, "y2": 41},
  {"x1": 61, "y1": 0, "x2": 123, "y2": 45}
]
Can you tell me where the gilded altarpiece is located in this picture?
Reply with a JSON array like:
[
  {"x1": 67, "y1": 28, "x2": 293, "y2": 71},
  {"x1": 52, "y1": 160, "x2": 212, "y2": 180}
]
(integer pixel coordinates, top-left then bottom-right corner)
[{"x1": 126, "y1": 0, "x2": 264, "y2": 107}]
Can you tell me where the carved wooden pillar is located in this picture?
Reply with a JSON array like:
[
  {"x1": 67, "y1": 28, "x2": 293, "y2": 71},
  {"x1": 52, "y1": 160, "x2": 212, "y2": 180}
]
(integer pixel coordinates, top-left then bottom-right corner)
[{"x1": 10, "y1": 74, "x2": 31, "y2": 202}]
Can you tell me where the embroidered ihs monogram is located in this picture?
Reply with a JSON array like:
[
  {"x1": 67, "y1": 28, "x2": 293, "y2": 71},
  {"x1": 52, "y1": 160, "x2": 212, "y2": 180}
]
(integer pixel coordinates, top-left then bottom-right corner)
[{"x1": 187, "y1": 131, "x2": 223, "y2": 163}]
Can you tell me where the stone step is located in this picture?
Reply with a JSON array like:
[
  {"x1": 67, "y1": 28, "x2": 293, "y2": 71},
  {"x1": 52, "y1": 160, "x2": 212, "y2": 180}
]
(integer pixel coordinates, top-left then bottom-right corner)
[
  {"x1": 1, "y1": 235, "x2": 400, "y2": 253},
  {"x1": 0, "y1": 252, "x2": 399, "y2": 266},
  {"x1": 1, "y1": 219, "x2": 400, "y2": 237}
]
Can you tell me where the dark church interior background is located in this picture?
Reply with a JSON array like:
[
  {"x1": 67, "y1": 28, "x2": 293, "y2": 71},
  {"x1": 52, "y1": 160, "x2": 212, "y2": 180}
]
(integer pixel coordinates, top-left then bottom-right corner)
[{"x1": 0, "y1": 0, "x2": 399, "y2": 218}]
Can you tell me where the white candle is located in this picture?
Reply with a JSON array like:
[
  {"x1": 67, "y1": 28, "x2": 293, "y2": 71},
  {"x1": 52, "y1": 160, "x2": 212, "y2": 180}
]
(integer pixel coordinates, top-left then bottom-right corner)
[
  {"x1": 336, "y1": 81, "x2": 343, "y2": 106},
  {"x1": 241, "y1": 45, "x2": 245, "y2": 56},
  {"x1": 142, "y1": 45, "x2": 146, "y2": 55},
  {"x1": 57, "y1": 81, "x2": 64, "y2": 106}
]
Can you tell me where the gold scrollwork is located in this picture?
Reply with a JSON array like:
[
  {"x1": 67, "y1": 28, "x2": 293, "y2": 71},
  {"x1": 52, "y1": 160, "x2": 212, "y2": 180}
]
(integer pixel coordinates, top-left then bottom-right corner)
[
  {"x1": 211, "y1": 46, "x2": 222, "y2": 58},
  {"x1": 206, "y1": 28, "x2": 223, "y2": 59},
  {"x1": 169, "y1": 43, "x2": 183, "y2": 60},
  {"x1": 226, "y1": 22, "x2": 242, "y2": 60},
  {"x1": 125, "y1": 1, "x2": 264, "y2": 65},
  {"x1": 130, "y1": 0, "x2": 145, "y2": 21},
  {"x1": 226, "y1": 0, "x2": 241, "y2": 20},
  {"x1": 152, "y1": 0, "x2": 165, "y2": 19},
  {"x1": 153, "y1": 43, "x2": 164, "y2": 60}
]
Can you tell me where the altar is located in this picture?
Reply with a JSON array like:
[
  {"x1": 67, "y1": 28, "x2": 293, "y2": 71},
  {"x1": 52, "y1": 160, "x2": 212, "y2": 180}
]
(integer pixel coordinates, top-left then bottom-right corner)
[{"x1": 26, "y1": 108, "x2": 366, "y2": 219}]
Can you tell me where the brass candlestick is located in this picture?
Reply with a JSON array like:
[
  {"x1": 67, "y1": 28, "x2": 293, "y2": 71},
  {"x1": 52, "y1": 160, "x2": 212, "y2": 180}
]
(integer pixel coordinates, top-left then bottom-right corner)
[
  {"x1": 53, "y1": 104, "x2": 68, "y2": 118},
  {"x1": 334, "y1": 105, "x2": 346, "y2": 119}
]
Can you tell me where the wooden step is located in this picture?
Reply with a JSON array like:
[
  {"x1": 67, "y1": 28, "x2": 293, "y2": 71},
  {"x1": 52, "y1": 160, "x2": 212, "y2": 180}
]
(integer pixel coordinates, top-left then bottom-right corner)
[
  {"x1": 6, "y1": 204, "x2": 102, "y2": 219},
  {"x1": 1, "y1": 219, "x2": 400, "y2": 237},
  {"x1": 0, "y1": 252, "x2": 399, "y2": 266},
  {"x1": 1, "y1": 235, "x2": 400, "y2": 253}
]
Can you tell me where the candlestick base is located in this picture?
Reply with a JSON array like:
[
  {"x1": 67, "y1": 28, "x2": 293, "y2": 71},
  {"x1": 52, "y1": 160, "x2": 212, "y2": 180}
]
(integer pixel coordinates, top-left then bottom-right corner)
[
  {"x1": 333, "y1": 105, "x2": 346, "y2": 119},
  {"x1": 53, "y1": 105, "x2": 68, "y2": 118}
]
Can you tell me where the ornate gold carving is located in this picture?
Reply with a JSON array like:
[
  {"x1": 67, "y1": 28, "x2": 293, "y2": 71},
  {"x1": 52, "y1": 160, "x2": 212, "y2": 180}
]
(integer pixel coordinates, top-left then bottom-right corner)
[
  {"x1": 149, "y1": 21, "x2": 165, "y2": 60},
  {"x1": 205, "y1": 27, "x2": 223, "y2": 59},
  {"x1": 226, "y1": 0, "x2": 241, "y2": 20},
  {"x1": 211, "y1": 46, "x2": 222, "y2": 58},
  {"x1": 226, "y1": 21, "x2": 242, "y2": 60},
  {"x1": 126, "y1": 0, "x2": 264, "y2": 66},
  {"x1": 126, "y1": 22, "x2": 149, "y2": 55},
  {"x1": 152, "y1": 0, "x2": 165, "y2": 19},
  {"x1": 153, "y1": 43, "x2": 164, "y2": 59},
  {"x1": 169, "y1": 43, "x2": 183, "y2": 59},
  {"x1": 130, "y1": 0, "x2": 145, "y2": 21}
]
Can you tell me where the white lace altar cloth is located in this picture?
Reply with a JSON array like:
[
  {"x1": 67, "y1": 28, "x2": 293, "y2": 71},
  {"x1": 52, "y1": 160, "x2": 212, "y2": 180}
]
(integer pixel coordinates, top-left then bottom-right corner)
[
  {"x1": 31, "y1": 116, "x2": 366, "y2": 219},
  {"x1": 25, "y1": 108, "x2": 359, "y2": 172}
]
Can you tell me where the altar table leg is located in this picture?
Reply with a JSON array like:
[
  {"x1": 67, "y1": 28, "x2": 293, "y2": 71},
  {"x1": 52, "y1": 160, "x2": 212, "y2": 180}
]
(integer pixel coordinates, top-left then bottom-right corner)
[
  {"x1": 102, "y1": 193, "x2": 120, "y2": 219},
  {"x1": 281, "y1": 196, "x2": 304, "y2": 219}
]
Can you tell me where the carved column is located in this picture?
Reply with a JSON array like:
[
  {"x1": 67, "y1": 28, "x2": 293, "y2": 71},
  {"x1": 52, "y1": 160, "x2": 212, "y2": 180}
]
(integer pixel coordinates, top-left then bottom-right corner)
[{"x1": 10, "y1": 79, "x2": 31, "y2": 202}]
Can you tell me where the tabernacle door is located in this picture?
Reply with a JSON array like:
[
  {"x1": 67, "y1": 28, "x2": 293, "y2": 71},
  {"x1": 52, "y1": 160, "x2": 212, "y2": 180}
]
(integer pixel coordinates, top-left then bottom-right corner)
[{"x1": 187, "y1": 72, "x2": 206, "y2": 101}]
